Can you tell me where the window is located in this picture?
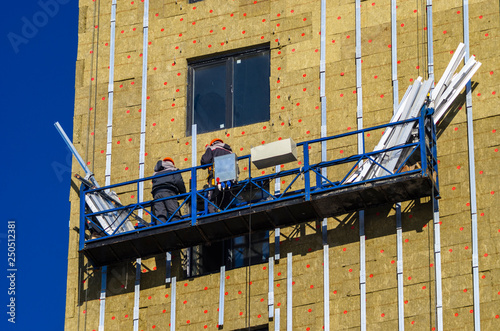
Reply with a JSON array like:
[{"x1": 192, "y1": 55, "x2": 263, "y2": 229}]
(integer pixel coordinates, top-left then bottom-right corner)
[
  {"x1": 186, "y1": 231, "x2": 269, "y2": 277},
  {"x1": 233, "y1": 326, "x2": 268, "y2": 331},
  {"x1": 187, "y1": 46, "x2": 270, "y2": 135}
]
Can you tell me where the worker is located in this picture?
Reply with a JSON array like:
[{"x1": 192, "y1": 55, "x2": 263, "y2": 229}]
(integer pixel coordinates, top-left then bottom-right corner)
[
  {"x1": 200, "y1": 138, "x2": 233, "y2": 212},
  {"x1": 151, "y1": 157, "x2": 186, "y2": 224}
]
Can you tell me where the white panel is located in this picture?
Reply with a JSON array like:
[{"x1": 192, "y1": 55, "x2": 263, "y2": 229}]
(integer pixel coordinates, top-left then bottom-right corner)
[{"x1": 251, "y1": 138, "x2": 297, "y2": 169}]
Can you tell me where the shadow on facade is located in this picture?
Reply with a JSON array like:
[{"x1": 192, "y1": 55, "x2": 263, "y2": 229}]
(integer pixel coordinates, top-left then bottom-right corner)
[
  {"x1": 435, "y1": 81, "x2": 479, "y2": 139},
  {"x1": 77, "y1": 197, "x2": 433, "y2": 304}
]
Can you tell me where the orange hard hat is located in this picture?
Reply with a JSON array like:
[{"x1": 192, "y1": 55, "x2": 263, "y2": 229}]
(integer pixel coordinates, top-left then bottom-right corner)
[
  {"x1": 210, "y1": 138, "x2": 223, "y2": 146},
  {"x1": 163, "y1": 157, "x2": 175, "y2": 165}
]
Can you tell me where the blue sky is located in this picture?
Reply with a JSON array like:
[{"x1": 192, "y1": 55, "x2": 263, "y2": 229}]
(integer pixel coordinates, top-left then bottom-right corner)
[{"x1": 2, "y1": 0, "x2": 78, "y2": 329}]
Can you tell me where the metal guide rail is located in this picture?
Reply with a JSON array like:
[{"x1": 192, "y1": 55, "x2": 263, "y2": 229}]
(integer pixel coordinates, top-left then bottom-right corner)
[{"x1": 80, "y1": 109, "x2": 439, "y2": 266}]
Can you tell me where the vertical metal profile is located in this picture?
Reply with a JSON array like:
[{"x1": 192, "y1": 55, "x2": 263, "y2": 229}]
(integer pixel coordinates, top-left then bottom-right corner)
[
  {"x1": 426, "y1": 0, "x2": 434, "y2": 84},
  {"x1": 275, "y1": 165, "x2": 281, "y2": 194},
  {"x1": 320, "y1": 1, "x2": 330, "y2": 328},
  {"x1": 463, "y1": 2, "x2": 480, "y2": 329},
  {"x1": 98, "y1": 266, "x2": 107, "y2": 331},
  {"x1": 274, "y1": 165, "x2": 281, "y2": 261},
  {"x1": 192, "y1": 124, "x2": 197, "y2": 169},
  {"x1": 165, "y1": 252, "x2": 172, "y2": 284},
  {"x1": 355, "y1": 1, "x2": 366, "y2": 330},
  {"x1": 391, "y1": 0, "x2": 399, "y2": 108},
  {"x1": 323, "y1": 243, "x2": 330, "y2": 331},
  {"x1": 133, "y1": 258, "x2": 141, "y2": 331},
  {"x1": 320, "y1": 0, "x2": 327, "y2": 180},
  {"x1": 187, "y1": 124, "x2": 198, "y2": 272},
  {"x1": 191, "y1": 125, "x2": 197, "y2": 224},
  {"x1": 275, "y1": 308, "x2": 280, "y2": 331},
  {"x1": 138, "y1": 0, "x2": 149, "y2": 218},
  {"x1": 170, "y1": 277, "x2": 176, "y2": 331},
  {"x1": 287, "y1": 252, "x2": 292, "y2": 330},
  {"x1": 426, "y1": 2, "x2": 443, "y2": 330},
  {"x1": 105, "y1": 0, "x2": 117, "y2": 187},
  {"x1": 79, "y1": 186, "x2": 86, "y2": 251},
  {"x1": 322, "y1": 219, "x2": 328, "y2": 244},
  {"x1": 275, "y1": 228, "x2": 280, "y2": 261},
  {"x1": 218, "y1": 266, "x2": 226, "y2": 327},
  {"x1": 322, "y1": 216, "x2": 329, "y2": 330},
  {"x1": 268, "y1": 257, "x2": 275, "y2": 319},
  {"x1": 433, "y1": 199, "x2": 443, "y2": 331},
  {"x1": 396, "y1": 204, "x2": 404, "y2": 331},
  {"x1": 391, "y1": 1, "x2": 404, "y2": 329},
  {"x1": 355, "y1": 0, "x2": 363, "y2": 144},
  {"x1": 359, "y1": 211, "x2": 366, "y2": 331}
]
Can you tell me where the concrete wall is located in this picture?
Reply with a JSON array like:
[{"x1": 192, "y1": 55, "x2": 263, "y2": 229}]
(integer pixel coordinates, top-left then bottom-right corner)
[{"x1": 66, "y1": 0, "x2": 500, "y2": 329}]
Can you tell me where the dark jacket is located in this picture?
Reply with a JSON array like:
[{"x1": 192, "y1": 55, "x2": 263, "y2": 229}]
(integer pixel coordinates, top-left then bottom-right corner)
[
  {"x1": 200, "y1": 142, "x2": 233, "y2": 165},
  {"x1": 201, "y1": 142, "x2": 234, "y2": 185},
  {"x1": 151, "y1": 160, "x2": 187, "y2": 196}
]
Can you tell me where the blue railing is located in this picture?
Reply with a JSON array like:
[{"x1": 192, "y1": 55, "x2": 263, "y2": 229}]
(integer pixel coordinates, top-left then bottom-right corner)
[{"x1": 80, "y1": 108, "x2": 438, "y2": 250}]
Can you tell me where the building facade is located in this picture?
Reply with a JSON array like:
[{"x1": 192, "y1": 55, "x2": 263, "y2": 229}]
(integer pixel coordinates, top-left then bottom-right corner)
[{"x1": 66, "y1": 0, "x2": 500, "y2": 330}]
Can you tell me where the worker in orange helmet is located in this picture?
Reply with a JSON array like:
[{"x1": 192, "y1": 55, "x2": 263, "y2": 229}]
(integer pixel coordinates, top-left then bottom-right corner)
[
  {"x1": 151, "y1": 157, "x2": 186, "y2": 224},
  {"x1": 200, "y1": 138, "x2": 233, "y2": 213},
  {"x1": 201, "y1": 139, "x2": 233, "y2": 168}
]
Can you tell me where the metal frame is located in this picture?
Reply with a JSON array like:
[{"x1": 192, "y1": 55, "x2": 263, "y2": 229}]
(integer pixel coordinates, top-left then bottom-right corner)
[{"x1": 78, "y1": 114, "x2": 439, "y2": 252}]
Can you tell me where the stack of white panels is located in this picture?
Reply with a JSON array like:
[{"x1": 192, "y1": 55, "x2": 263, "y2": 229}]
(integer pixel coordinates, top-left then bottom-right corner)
[
  {"x1": 345, "y1": 43, "x2": 481, "y2": 184},
  {"x1": 432, "y1": 43, "x2": 482, "y2": 124},
  {"x1": 85, "y1": 190, "x2": 136, "y2": 236}
]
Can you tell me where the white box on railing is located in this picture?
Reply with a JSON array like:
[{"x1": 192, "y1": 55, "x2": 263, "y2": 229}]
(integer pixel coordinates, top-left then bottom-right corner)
[
  {"x1": 214, "y1": 153, "x2": 238, "y2": 182},
  {"x1": 251, "y1": 138, "x2": 297, "y2": 169}
]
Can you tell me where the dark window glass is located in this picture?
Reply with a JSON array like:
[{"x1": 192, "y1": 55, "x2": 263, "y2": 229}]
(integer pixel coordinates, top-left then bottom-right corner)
[
  {"x1": 229, "y1": 231, "x2": 269, "y2": 269},
  {"x1": 188, "y1": 47, "x2": 270, "y2": 135},
  {"x1": 187, "y1": 231, "x2": 269, "y2": 276},
  {"x1": 233, "y1": 326, "x2": 268, "y2": 331},
  {"x1": 234, "y1": 52, "x2": 270, "y2": 127},
  {"x1": 192, "y1": 62, "x2": 227, "y2": 133}
]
